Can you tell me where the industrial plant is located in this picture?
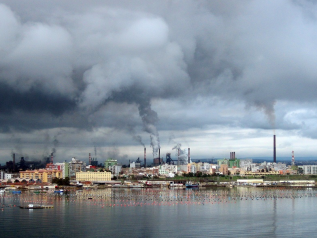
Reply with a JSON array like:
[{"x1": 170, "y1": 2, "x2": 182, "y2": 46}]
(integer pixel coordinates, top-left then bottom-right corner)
[{"x1": 1, "y1": 134, "x2": 317, "y2": 188}]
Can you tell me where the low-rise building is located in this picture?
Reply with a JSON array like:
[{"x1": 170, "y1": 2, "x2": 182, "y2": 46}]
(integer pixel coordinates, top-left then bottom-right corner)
[
  {"x1": 298, "y1": 165, "x2": 317, "y2": 175},
  {"x1": 76, "y1": 171, "x2": 111, "y2": 182},
  {"x1": 219, "y1": 164, "x2": 229, "y2": 175},
  {"x1": 159, "y1": 164, "x2": 177, "y2": 176},
  {"x1": 19, "y1": 169, "x2": 62, "y2": 183},
  {"x1": 109, "y1": 165, "x2": 122, "y2": 176},
  {"x1": 69, "y1": 158, "x2": 86, "y2": 179},
  {"x1": 55, "y1": 162, "x2": 69, "y2": 178},
  {"x1": 105, "y1": 158, "x2": 118, "y2": 170}
]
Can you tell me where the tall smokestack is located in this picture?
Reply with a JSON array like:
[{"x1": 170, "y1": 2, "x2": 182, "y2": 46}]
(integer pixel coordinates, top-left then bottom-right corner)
[
  {"x1": 178, "y1": 148, "x2": 180, "y2": 166},
  {"x1": 144, "y1": 148, "x2": 146, "y2": 168},
  {"x1": 158, "y1": 148, "x2": 161, "y2": 164},
  {"x1": 51, "y1": 152, "x2": 54, "y2": 164},
  {"x1": 13, "y1": 153, "x2": 15, "y2": 172},
  {"x1": 273, "y1": 135, "x2": 276, "y2": 163},
  {"x1": 89, "y1": 153, "x2": 91, "y2": 165},
  {"x1": 188, "y1": 148, "x2": 190, "y2": 163}
]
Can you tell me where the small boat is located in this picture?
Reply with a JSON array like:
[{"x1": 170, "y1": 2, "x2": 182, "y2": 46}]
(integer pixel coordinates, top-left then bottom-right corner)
[
  {"x1": 130, "y1": 184, "x2": 144, "y2": 188},
  {"x1": 169, "y1": 182, "x2": 183, "y2": 188},
  {"x1": 54, "y1": 189, "x2": 64, "y2": 194},
  {"x1": 185, "y1": 182, "x2": 199, "y2": 188},
  {"x1": 112, "y1": 184, "x2": 123, "y2": 188},
  {"x1": 76, "y1": 182, "x2": 83, "y2": 187},
  {"x1": 11, "y1": 190, "x2": 22, "y2": 194}
]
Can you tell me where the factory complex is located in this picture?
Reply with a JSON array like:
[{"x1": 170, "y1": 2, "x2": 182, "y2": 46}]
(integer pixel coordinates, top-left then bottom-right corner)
[{"x1": 0, "y1": 135, "x2": 317, "y2": 187}]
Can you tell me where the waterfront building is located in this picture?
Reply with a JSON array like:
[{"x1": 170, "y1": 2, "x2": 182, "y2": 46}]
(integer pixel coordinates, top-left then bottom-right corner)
[
  {"x1": 229, "y1": 167, "x2": 240, "y2": 175},
  {"x1": 130, "y1": 162, "x2": 136, "y2": 169},
  {"x1": 218, "y1": 158, "x2": 240, "y2": 168},
  {"x1": 19, "y1": 169, "x2": 62, "y2": 183},
  {"x1": 219, "y1": 164, "x2": 229, "y2": 175},
  {"x1": 76, "y1": 171, "x2": 111, "y2": 182},
  {"x1": 69, "y1": 158, "x2": 86, "y2": 180},
  {"x1": 187, "y1": 163, "x2": 197, "y2": 173},
  {"x1": 178, "y1": 164, "x2": 188, "y2": 173},
  {"x1": 218, "y1": 159, "x2": 229, "y2": 167},
  {"x1": 109, "y1": 165, "x2": 122, "y2": 176},
  {"x1": 240, "y1": 159, "x2": 253, "y2": 170},
  {"x1": 159, "y1": 164, "x2": 177, "y2": 176},
  {"x1": 197, "y1": 162, "x2": 211, "y2": 174},
  {"x1": 4, "y1": 173, "x2": 19, "y2": 180},
  {"x1": 55, "y1": 162, "x2": 69, "y2": 178},
  {"x1": 105, "y1": 158, "x2": 118, "y2": 170},
  {"x1": 298, "y1": 165, "x2": 317, "y2": 175}
]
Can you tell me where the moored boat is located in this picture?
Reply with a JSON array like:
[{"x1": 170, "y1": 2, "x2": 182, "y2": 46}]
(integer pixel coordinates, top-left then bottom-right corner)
[{"x1": 185, "y1": 182, "x2": 199, "y2": 188}]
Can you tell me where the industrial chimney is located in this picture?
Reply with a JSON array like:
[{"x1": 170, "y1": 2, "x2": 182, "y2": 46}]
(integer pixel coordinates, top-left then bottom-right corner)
[
  {"x1": 273, "y1": 135, "x2": 276, "y2": 163},
  {"x1": 12, "y1": 153, "x2": 15, "y2": 172},
  {"x1": 89, "y1": 153, "x2": 91, "y2": 165},
  {"x1": 188, "y1": 148, "x2": 190, "y2": 164},
  {"x1": 178, "y1": 148, "x2": 180, "y2": 166},
  {"x1": 144, "y1": 148, "x2": 146, "y2": 168},
  {"x1": 158, "y1": 148, "x2": 161, "y2": 164},
  {"x1": 51, "y1": 153, "x2": 54, "y2": 164}
]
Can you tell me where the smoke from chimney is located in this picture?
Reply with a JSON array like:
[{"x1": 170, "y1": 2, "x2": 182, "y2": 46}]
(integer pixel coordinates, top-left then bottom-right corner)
[
  {"x1": 188, "y1": 148, "x2": 190, "y2": 164},
  {"x1": 13, "y1": 153, "x2": 15, "y2": 172},
  {"x1": 273, "y1": 135, "x2": 276, "y2": 163},
  {"x1": 144, "y1": 148, "x2": 146, "y2": 168},
  {"x1": 51, "y1": 152, "x2": 54, "y2": 164}
]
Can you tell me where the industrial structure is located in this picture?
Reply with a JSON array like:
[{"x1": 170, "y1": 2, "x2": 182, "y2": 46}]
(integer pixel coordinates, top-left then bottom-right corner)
[
  {"x1": 144, "y1": 148, "x2": 146, "y2": 168},
  {"x1": 273, "y1": 135, "x2": 276, "y2": 163}
]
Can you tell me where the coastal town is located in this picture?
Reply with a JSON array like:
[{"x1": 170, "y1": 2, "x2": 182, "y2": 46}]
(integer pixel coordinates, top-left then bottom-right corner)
[{"x1": 1, "y1": 151, "x2": 317, "y2": 191}]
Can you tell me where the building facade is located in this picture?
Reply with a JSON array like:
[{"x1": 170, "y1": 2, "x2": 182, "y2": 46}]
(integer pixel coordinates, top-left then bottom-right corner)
[
  {"x1": 69, "y1": 158, "x2": 86, "y2": 179},
  {"x1": 19, "y1": 169, "x2": 62, "y2": 183},
  {"x1": 104, "y1": 159, "x2": 118, "y2": 170},
  {"x1": 55, "y1": 162, "x2": 69, "y2": 178},
  {"x1": 298, "y1": 165, "x2": 317, "y2": 175},
  {"x1": 76, "y1": 171, "x2": 111, "y2": 182}
]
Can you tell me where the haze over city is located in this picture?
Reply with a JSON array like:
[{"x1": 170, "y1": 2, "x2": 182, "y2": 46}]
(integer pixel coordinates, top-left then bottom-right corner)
[{"x1": 0, "y1": 0, "x2": 317, "y2": 164}]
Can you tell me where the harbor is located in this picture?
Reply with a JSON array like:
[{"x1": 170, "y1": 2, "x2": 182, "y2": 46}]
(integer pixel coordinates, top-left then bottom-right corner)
[{"x1": 1, "y1": 186, "x2": 317, "y2": 237}]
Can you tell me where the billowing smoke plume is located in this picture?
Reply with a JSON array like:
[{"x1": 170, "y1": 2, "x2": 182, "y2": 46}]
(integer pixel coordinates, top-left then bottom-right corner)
[
  {"x1": 172, "y1": 143, "x2": 188, "y2": 163},
  {"x1": 138, "y1": 100, "x2": 160, "y2": 157},
  {"x1": 52, "y1": 136, "x2": 59, "y2": 155},
  {"x1": 2, "y1": 0, "x2": 317, "y2": 162}
]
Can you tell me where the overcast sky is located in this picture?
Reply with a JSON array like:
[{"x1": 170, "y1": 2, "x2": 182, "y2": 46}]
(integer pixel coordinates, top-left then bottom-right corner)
[{"x1": 0, "y1": 0, "x2": 317, "y2": 164}]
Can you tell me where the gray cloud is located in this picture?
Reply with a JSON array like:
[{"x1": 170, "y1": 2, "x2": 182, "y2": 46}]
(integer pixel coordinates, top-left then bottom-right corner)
[{"x1": 1, "y1": 0, "x2": 317, "y2": 161}]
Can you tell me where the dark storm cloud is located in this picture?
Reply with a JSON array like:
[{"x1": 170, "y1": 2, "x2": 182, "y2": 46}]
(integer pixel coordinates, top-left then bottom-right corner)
[
  {"x1": 0, "y1": 82, "x2": 75, "y2": 115},
  {"x1": 0, "y1": 0, "x2": 317, "y2": 142}
]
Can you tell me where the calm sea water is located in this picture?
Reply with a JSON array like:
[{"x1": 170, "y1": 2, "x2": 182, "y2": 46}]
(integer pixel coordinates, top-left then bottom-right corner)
[{"x1": 1, "y1": 187, "x2": 316, "y2": 238}]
